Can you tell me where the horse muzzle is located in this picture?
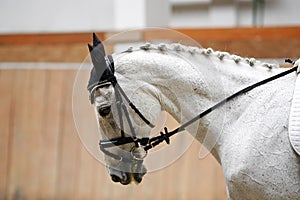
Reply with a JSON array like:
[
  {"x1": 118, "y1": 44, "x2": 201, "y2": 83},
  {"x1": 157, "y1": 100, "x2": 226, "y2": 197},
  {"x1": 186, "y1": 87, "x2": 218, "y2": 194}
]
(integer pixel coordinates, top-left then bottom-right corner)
[{"x1": 108, "y1": 162, "x2": 147, "y2": 185}]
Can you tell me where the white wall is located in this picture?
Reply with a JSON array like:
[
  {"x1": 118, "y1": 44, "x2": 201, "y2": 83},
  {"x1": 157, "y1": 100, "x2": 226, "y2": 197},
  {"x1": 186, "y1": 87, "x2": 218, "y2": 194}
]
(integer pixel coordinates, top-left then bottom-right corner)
[
  {"x1": 113, "y1": 0, "x2": 170, "y2": 30},
  {"x1": 0, "y1": 0, "x2": 299, "y2": 34},
  {"x1": 0, "y1": 0, "x2": 169, "y2": 34},
  {"x1": 264, "y1": 0, "x2": 300, "y2": 26},
  {"x1": 113, "y1": 0, "x2": 145, "y2": 30},
  {"x1": 0, "y1": 0, "x2": 115, "y2": 33},
  {"x1": 170, "y1": 0, "x2": 300, "y2": 28}
]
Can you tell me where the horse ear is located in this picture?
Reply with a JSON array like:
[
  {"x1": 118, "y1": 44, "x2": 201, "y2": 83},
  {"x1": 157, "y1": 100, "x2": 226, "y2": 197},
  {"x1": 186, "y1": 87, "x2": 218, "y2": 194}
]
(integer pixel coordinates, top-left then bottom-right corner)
[
  {"x1": 88, "y1": 43, "x2": 94, "y2": 52},
  {"x1": 93, "y1": 32, "x2": 102, "y2": 47},
  {"x1": 88, "y1": 33, "x2": 104, "y2": 52},
  {"x1": 88, "y1": 33, "x2": 107, "y2": 73},
  {"x1": 87, "y1": 33, "x2": 108, "y2": 91}
]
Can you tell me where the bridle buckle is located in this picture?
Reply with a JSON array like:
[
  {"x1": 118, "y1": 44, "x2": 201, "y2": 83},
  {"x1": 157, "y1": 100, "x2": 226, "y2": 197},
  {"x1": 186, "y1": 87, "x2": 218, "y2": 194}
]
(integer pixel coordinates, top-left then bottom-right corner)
[{"x1": 131, "y1": 146, "x2": 148, "y2": 160}]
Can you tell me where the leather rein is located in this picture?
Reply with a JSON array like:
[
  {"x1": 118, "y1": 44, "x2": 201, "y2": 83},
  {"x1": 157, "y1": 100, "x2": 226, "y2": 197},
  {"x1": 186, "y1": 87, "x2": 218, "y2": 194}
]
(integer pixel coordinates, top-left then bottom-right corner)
[{"x1": 90, "y1": 54, "x2": 297, "y2": 163}]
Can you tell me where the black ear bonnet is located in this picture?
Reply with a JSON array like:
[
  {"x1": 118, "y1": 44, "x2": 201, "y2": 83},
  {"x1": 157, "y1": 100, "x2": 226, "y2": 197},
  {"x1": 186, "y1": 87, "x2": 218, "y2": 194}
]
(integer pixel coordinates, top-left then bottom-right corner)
[{"x1": 87, "y1": 33, "x2": 115, "y2": 103}]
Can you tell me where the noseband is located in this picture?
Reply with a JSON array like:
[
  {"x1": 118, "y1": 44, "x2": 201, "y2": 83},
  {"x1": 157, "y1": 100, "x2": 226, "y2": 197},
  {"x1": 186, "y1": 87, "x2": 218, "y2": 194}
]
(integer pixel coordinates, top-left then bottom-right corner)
[{"x1": 88, "y1": 33, "x2": 298, "y2": 163}]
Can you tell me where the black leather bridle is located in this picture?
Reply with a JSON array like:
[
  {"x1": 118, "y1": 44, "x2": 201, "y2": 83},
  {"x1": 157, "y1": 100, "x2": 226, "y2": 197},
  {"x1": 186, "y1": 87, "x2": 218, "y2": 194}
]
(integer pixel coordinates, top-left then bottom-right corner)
[{"x1": 87, "y1": 33, "x2": 297, "y2": 163}]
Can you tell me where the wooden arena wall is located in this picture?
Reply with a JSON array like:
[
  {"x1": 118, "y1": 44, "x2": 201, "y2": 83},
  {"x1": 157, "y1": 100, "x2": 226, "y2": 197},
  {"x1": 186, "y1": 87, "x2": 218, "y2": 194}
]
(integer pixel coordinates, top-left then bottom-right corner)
[
  {"x1": 0, "y1": 26, "x2": 300, "y2": 62},
  {"x1": 1, "y1": 27, "x2": 299, "y2": 200}
]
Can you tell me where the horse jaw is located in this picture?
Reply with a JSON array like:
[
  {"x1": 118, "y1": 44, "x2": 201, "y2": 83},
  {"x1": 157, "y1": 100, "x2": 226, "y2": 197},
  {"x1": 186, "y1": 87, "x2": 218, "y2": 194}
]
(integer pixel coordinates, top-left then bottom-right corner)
[{"x1": 93, "y1": 86, "x2": 153, "y2": 185}]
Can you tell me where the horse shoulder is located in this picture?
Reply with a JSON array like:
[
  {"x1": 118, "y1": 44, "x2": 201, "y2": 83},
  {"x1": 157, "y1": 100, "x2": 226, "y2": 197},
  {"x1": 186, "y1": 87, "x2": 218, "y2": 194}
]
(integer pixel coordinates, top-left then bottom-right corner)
[{"x1": 220, "y1": 74, "x2": 300, "y2": 199}]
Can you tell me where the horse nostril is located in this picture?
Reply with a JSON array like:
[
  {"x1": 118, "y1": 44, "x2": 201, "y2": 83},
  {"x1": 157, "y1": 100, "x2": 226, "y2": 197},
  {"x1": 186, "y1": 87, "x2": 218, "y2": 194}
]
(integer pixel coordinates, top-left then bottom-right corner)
[
  {"x1": 133, "y1": 173, "x2": 143, "y2": 183},
  {"x1": 98, "y1": 106, "x2": 111, "y2": 117},
  {"x1": 111, "y1": 175, "x2": 121, "y2": 183}
]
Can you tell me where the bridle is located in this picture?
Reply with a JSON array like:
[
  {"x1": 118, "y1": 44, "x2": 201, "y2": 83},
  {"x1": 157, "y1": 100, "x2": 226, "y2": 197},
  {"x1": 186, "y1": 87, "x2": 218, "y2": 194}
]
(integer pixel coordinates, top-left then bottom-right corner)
[
  {"x1": 88, "y1": 33, "x2": 297, "y2": 163},
  {"x1": 89, "y1": 54, "x2": 169, "y2": 162}
]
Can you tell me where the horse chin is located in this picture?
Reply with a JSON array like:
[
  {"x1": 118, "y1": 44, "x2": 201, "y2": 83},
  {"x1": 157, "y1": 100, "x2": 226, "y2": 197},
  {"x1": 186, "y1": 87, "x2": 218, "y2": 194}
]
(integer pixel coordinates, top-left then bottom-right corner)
[{"x1": 108, "y1": 162, "x2": 147, "y2": 185}]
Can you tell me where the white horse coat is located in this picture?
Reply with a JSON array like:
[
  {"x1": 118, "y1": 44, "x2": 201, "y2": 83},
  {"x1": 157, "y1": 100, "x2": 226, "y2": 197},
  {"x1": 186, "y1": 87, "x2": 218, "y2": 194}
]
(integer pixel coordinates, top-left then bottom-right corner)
[{"x1": 95, "y1": 43, "x2": 300, "y2": 199}]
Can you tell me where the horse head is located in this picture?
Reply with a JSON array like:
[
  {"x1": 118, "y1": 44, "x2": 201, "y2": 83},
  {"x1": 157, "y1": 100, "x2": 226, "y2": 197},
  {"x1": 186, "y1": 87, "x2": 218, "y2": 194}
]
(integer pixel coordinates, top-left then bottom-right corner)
[{"x1": 87, "y1": 33, "x2": 162, "y2": 185}]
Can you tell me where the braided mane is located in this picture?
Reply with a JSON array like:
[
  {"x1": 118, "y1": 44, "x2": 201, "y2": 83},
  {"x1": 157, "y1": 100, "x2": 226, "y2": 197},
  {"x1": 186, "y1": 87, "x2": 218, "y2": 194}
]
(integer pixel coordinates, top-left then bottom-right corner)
[{"x1": 122, "y1": 42, "x2": 278, "y2": 70}]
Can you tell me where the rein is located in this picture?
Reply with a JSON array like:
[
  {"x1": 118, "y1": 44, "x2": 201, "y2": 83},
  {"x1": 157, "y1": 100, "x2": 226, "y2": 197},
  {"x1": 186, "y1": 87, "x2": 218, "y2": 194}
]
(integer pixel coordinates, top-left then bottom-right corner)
[
  {"x1": 87, "y1": 33, "x2": 297, "y2": 163},
  {"x1": 97, "y1": 57, "x2": 297, "y2": 162}
]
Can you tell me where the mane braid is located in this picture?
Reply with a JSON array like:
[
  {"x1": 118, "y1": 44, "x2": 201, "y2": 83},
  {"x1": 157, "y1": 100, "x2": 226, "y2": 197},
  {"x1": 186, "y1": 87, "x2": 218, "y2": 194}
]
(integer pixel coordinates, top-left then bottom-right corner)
[{"x1": 123, "y1": 43, "x2": 278, "y2": 70}]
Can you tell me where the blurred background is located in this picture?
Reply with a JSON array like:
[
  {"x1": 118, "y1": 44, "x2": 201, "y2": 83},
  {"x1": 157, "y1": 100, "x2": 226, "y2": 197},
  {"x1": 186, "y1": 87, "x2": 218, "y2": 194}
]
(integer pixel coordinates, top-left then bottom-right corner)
[
  {"x1": 1, "y1": 0, "x2": 300, "y2": 32},
  {"x1": 1, "y1": 0, "x2": 300, "y2": 199}
]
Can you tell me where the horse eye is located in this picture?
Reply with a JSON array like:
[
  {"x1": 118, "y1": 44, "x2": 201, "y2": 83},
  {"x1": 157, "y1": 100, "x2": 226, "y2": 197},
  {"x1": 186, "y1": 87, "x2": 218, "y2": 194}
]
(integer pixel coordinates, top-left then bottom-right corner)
[{"x1": 98, "y1": 106, "x2": 111, "y2": 117}]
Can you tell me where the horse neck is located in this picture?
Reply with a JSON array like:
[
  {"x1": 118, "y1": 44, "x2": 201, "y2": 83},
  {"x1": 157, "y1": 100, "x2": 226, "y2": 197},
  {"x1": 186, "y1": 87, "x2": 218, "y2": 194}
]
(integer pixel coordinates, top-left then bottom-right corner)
[{"x1": 116, "y1": 45, "x2": 281, "y2": 162}]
